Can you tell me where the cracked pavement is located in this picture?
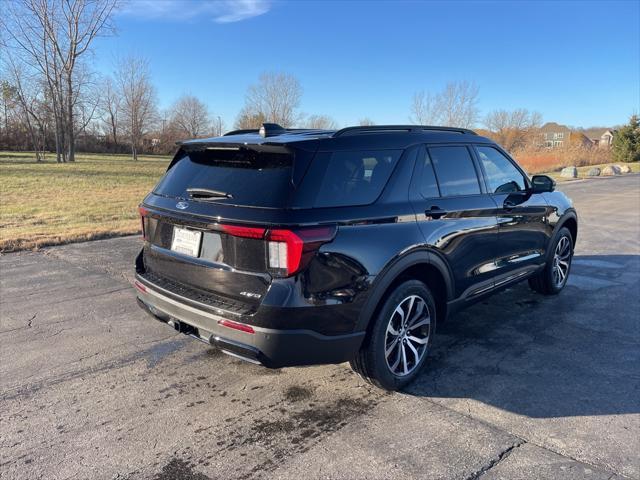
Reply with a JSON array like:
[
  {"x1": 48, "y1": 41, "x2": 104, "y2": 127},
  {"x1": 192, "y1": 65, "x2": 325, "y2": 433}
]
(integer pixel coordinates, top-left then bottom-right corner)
[{"x1": 1, "y1": 175, "x2": 639, "y2": 479}]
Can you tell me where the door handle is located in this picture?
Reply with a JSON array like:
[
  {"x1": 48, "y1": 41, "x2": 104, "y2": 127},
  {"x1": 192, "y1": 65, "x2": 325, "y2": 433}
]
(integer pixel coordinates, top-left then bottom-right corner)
[{"x1": 425, "y1": 206, "x2": 447, "y2": 219}]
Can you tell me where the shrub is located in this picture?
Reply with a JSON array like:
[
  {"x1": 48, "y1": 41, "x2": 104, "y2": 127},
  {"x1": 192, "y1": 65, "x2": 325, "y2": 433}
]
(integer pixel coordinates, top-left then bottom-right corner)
[
  {"x1": 612, "y1": 115, "x2": 640, "y2": 163},
  {"x1": 513, "y1": 145, "x2": 612, "y2": 174}
]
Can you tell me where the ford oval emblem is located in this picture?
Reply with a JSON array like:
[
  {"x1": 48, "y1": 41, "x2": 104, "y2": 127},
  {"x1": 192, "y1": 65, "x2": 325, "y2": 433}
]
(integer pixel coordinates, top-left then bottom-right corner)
[{"x1": 176, "y1": 201, "x2": 189, "y2": 210}]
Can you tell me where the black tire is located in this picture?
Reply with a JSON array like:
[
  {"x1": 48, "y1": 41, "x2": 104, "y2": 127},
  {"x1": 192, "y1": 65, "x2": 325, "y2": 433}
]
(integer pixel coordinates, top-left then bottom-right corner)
[
  {"x1": 528, "y1": 227, "x2": 573, "y2": 295},
  {"x1": 350, "y1": 280, "x2": 437, "y2": 391}
]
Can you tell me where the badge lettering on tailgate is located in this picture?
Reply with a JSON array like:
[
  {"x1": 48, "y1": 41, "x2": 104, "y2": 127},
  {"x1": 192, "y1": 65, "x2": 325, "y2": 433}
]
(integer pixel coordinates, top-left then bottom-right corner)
[{"x1": 240, "y1": 291, "x2": 262, "y2": 299}]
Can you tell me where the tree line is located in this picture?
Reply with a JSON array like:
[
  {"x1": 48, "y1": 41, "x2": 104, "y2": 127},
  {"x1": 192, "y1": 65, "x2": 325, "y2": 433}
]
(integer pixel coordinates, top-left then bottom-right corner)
[{"x1": 1, "y1": 1, "x2": 634, "y2": 163}]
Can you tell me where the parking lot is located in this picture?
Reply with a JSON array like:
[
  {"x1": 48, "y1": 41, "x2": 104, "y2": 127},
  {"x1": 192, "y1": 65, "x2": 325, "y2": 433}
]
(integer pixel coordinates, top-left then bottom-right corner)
[{"x1": 1, "y1": 174, "x2": 639, "y2": 480}]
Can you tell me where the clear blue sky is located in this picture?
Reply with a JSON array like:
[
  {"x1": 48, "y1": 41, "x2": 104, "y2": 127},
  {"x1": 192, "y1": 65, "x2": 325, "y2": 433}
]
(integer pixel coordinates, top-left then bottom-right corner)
[{"x1": 93, "y1": 0, "x2": 640, "y2": 129}]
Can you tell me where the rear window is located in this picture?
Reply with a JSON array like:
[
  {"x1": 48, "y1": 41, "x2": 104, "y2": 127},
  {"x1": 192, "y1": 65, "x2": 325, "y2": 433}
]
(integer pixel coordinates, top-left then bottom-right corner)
[
  {"x1": 153, "y1": 149, "x2": 294, "y2": 208},
  {"x1": 310, "y1": 150, "x2": 402, "y2": 208}
]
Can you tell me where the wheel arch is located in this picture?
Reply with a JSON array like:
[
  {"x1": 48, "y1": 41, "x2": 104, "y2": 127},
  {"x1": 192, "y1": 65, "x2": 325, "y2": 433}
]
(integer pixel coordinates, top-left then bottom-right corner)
[
  {"x1": 558, "y1": 212, "x2": 578, "y2": 247},
  {"x1": 553, "y1": 210, "x2": 578, "y2": 250},
  {"x1": 356, "y1": 249, "x2": 454, "y2": 332}
]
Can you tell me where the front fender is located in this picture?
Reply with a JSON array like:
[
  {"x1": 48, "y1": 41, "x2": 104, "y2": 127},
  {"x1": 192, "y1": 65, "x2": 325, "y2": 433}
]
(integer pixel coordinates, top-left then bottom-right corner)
[{"x1": 546, "y1": 209, "x2": 578, "y2": 260}]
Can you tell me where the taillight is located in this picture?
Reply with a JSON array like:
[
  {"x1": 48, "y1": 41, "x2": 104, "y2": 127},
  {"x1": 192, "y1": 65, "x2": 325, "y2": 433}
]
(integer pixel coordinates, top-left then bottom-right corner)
[
  {"x1": 267, "y1": 229, "x2": 303, "y2": 275},
  {"x1": 221, "y1": 225, "x2": 265, "y2": 239},
  {"x1": 219, "y1": 223, "x2": 337, "y2": 277},
  {"x1": 138, "y1": 206, "x2": 149, "y2": 240},
  {"x1": 267, "y1": 226, "x2": 337, "y2": 277}
]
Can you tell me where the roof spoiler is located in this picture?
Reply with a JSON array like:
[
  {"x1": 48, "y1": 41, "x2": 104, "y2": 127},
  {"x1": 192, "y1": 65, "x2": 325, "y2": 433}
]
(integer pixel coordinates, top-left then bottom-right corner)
[
  {"x1": 223, "y1": 128, "x2": 259, "y2": 136},
  {"x1": 224, "y1": 123, "x2": 288, "y2": 138},
  {"x1": 177, "y1": 142, "x2": 292, "y2": 155}
]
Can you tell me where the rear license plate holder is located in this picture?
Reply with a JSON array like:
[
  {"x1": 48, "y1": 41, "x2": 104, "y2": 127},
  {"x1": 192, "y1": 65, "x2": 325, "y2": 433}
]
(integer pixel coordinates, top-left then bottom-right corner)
[{"x1": 171, "y1": 227, "x2": 202, "y2": 257}]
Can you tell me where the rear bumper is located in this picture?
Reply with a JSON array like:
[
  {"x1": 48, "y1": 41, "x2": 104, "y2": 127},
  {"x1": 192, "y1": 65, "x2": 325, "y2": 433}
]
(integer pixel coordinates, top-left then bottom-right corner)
[{"x1": 134, "y1": 277, "x2": 365, "y2": 368}]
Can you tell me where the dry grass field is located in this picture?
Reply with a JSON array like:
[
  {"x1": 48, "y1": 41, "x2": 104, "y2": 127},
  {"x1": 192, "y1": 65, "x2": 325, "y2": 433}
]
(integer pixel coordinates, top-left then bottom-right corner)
[
  {"x1": 1, "y1": 150, "x2": 637, "y2": 252},
  {"x1": 0, "y1": 151, "x2": 170, "y2": 252}
]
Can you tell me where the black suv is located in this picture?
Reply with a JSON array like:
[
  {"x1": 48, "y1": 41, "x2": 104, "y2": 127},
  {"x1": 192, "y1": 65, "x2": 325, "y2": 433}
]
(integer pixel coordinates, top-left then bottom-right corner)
[{"x1": 134, "y1": 124, "x2": 577, "y2": 390}]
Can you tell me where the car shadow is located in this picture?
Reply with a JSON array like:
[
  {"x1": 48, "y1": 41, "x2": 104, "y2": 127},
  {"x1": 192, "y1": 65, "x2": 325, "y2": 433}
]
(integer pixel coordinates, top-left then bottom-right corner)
[{"x1": 405, "y1": 254, "x2": 640, "y2": 418}]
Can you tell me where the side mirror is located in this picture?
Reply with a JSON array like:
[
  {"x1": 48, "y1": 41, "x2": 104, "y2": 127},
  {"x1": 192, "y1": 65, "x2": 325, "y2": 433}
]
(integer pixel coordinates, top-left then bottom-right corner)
[{"x1": 531, "y1": 175, "x2": 556, "y2": 193}]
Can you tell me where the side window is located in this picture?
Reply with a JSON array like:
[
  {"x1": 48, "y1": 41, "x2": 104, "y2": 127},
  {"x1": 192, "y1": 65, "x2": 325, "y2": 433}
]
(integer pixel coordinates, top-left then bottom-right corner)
[
  {"x1": 428, "y1": 146, "x2": 481, "y2": 197},
  {"x1": 312, "y1": 150, "x2": 401, "y2": 208},
  {"x1": 476, "y1": 146, "x2": 526, "y2": 194},
  {"x1": 419, "y1": 149, "x2": 440, "y2": 198}
]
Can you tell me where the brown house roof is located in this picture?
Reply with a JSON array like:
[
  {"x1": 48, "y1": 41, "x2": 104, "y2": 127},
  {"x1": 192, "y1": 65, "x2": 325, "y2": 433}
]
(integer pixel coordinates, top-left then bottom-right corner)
[
  {"x1": 583, "y1": 128, "x2": 615, "y2": 141},
  {"x1": 539, "y1": 122, "x2": 572, "y2": 134}
]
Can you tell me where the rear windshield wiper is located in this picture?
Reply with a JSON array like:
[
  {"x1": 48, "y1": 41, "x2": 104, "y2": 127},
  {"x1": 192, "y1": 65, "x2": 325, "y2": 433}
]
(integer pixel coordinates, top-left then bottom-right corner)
[{"x1": 186, "y1": 187, "x2": 234, "y2": 200}]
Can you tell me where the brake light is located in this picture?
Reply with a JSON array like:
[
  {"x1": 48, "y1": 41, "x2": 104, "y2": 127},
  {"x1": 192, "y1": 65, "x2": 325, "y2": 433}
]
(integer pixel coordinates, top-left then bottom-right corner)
[
  {"x1": 219, "y1": 223, "x2": 336, "y2": 277},
  {"x1": 267, "y1": 226, "x2": 337, "y2": 276},
  {"x1": 138, "y1": 206, "x2": 149, "y2": 240},
  {"x1": 221, "y1": 225, "x2": 265, "y2": 239}
]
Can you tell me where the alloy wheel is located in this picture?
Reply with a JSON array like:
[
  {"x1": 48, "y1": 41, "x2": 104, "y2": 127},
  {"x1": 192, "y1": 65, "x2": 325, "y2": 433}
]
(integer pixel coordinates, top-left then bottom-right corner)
[
  {"x1": 552, "y1": 236, "x2": 572, "y2": 288},
  {"x1": 384, "y1": 295, "x2": 431, "y2": 377}
]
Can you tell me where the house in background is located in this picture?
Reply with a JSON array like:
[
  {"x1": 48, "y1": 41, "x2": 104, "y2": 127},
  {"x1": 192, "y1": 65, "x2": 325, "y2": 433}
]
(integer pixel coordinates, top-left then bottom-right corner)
[
  {"x1": 570, "y1": 131, "x2": 596, "y2": 148},
  {"x1": 539, "y1": 122, "x2": 571, "y2": 148},
  {"x1": 583, "y1": 128, "x2": 616, "y2": 148},
  {"x1": 539, "y1": 122, "x2": 614, "y2": 149}
]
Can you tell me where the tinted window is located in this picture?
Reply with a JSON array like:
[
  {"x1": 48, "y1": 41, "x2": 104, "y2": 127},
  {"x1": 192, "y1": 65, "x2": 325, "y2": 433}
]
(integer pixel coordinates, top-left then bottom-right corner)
[
  {"x1": 153, "y1": 149, "x2": 293, "y2": 208},
  {"x1": 476, "y1": 146, "x2": 526, "y2": 194},
  {"x1": 429, "y1": 146, "x2": 480, "y2": 196},
  {"x1": 419, "y1": 149, "x2": 440, "y2": 198},
  {"x1": 312, "y1": 150, "x2": 401, "y2": 207}
]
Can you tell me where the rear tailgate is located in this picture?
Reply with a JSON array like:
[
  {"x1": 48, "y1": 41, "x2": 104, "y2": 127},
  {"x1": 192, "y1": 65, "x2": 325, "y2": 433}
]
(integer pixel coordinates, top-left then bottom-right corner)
[
  {"x1": 141, "y1": 213, "x2": 271, "y2": 313},
  {"x1": 137, "y1": 145, "x2": 313, "y2": 314}
]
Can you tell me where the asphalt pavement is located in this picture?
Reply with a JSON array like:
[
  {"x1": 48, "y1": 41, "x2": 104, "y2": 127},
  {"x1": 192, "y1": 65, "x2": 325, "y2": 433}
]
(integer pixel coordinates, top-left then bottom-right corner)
[{"x1": 1, "y1": 174, "x2": 639, "y2": 480}]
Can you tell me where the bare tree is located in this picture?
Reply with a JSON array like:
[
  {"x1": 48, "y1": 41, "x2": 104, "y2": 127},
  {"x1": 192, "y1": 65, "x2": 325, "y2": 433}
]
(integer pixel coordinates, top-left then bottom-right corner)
[
  {"x1": 1, "y1": 81, "x2": 18, "y2": 136},
  {"x1": 70, "y1": 63, "x2": 101, "y2": 139},
  {"x1": 484, "y1": 108, "x2": 542, "y2": 152},
  {"x1": 438, "y1": 81, "x2": 480, "y2": 128},
  {"x1": 117, "y1": 56, "x2": 158, "y2": 160},
  {"x1": 57, "y1": 0, "x2": 118, "y2": 161},
  {"x1": 410, "y1": 91, "x2": 437, "y2": 125},
  {"x1": 411, "y1": 81, "x2": 479, "y2": 128},
  {"x1": 98, "y1": 76, "x2": 120, "y2": 147},
  {"x1": 358, "y1": 117, "x2": 376, "y2": 126},
  {"x1": 3, "y1": 0, "x2": 63, "y2": 160},
  {"x1": 305, "y1": 114, "x2": 338, "y2": 130},
  {"x1": 234, "y1": 108, "x2": 266, "y2": 130},
  {"x1": 170, "y1": 95, "x2": 210, "y2": 138},
  {"x1": 154, "y1": 109, "x2": 179, "y2": 153},
  {"x1": 1, "y1": 0, "x2": 117, "y2": 162},
  {"x1": 211, "y1": 115, "x2": 225, "y2": 137},
  {"x1": 2, "y1": 54, "x2": 47, "y2": 160},
  {"x1": 0, "y1": 77, "x2": 19, "y2": 147},
  {"x1": 241, "y1": 72, "x2": 302, "y2": 127}
]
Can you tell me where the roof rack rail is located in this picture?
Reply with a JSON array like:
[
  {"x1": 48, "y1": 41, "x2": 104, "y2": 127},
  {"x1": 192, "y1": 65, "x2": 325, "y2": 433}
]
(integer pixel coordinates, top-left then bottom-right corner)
[{"x1": 332, "y1": 125, "x2": 477, "y2": 137}]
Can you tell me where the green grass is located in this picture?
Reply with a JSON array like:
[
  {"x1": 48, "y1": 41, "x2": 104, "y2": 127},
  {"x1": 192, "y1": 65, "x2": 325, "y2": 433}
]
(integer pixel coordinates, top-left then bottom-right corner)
[
  {"x1": 0, "y1": 151, "x2": 170, "y2": 252},
  {"x1": 544, "y1": 162, "x2": 640, "y2": 182}
]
